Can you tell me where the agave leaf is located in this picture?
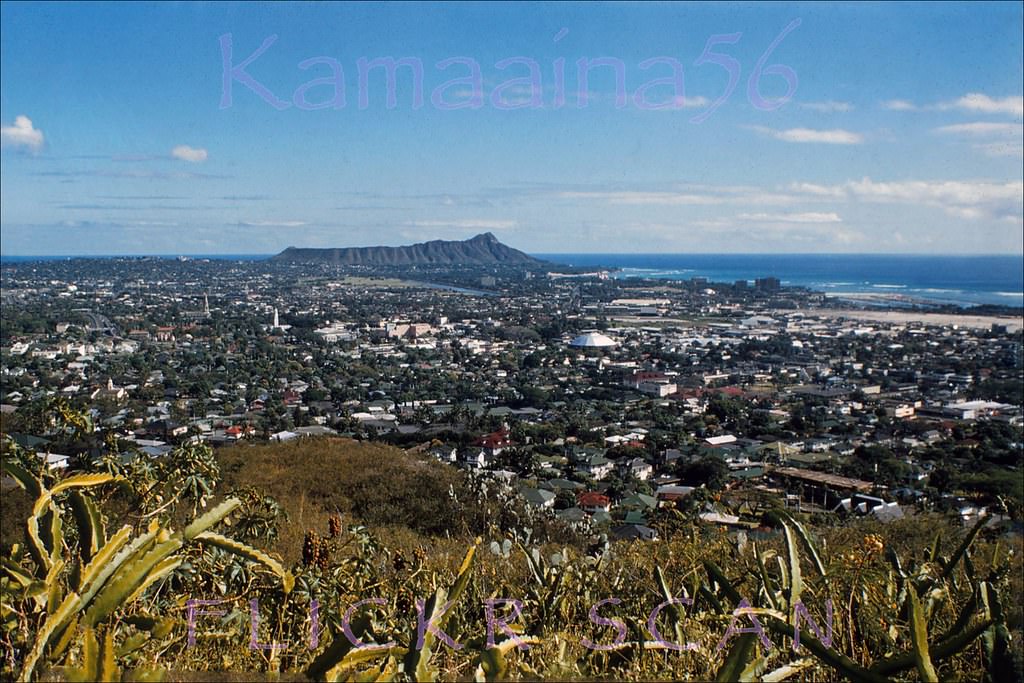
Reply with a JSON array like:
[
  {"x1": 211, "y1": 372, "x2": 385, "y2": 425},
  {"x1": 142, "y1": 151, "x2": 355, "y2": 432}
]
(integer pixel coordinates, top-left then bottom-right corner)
[
  {"x1": 183, "y1": 497, "x2": 241, "y2": 540},
  {"x1": 475, "y1": 646, "x2": 505, "y2": 683},
  {"x1": 942, "y1": 585, "x2": 978, "y2": 639},
  {"x1": 1, "y1": 460, "x2": 42, "y2": 499},
  {"x1": 979, "y1": 582, "x2": 1014, "y2": 682},
  {"x1": 28, "y1": 473, "x2": 117, "y2": 572},
  {"x1": 446, "y1": 539, "x2": 478, "y2": 613},
  {"x1": 935, "y1": 514, "x2": 989, "y2": 588},
  {"x1": 783, "y1": 522, "x2": 803, "y2": 616},
  {"x1": 698, "y1": 584, "x2": 725, "y2": 615},
  {"x1": 124, "y1": 556, "x2": 183, "y2": 605},
  {"x1": 704, "y1": 560, "x2": 743, "y2": 605},
  {"x1": 519, "y1": 542, "x2": 544, "y2": 585},
  {"x1": 306, "y1": 615, "x2": 373, "y2": 680},
  {"x1": 776, "y1": 511, "x2": 826, "y2": 578},
  {"x1": 765, "y1": 617, "x2": 888, "y2": 683},
  {"x1": 0, "y1": 556, "x2": 35, "y2": 588},
  {"x1": 77, "y1": 524, "x2": 135, "y2": 596},
  {"x1": 19, "y1": 580, "x2": 48, "y2": 611},
  {"x1": 82, "y1": 534, "x2": 184, "y2": 627},
  {"x1": 194, "y1": 531, "x2": 294, "y2": 593},
  {"x1": 403, "y1": 538, "x2": 477, "y2": 679},
  {"x1": 775, "y1": 556, "x2": 790, "y2": 598},
  {"x1": 69, "y1": 490, "x2": 105, "y2": 565},
  {"x1": 49, "y1": 613, "x2": 80, "y2": 661},
  {"x1": 754, "y1": 545, "x2": 780, "y2": 611},
  {"x1": 45, "y1": 558, "x2": 66, "y2": 614},
  {"x1": 18, "y1": 590, "x2": 83, "y2": 682},
  {"x1": 71, "y1": 627, "x2": 100, "y2": 683},
  {"x1": 715, "y1": 633, "x2": 757, "y2": 682},
  {"x1": 762, "y1": 658, "x2": 815, "y2": 682},
  {"x1": 908, "y1": 589, "x2": 939, "y2": 682},
  {"x1": 979, "y1": 581, "x2": 1002, "y2": 621},
  {"x1": 402, "y1": 540, "x2": 477, "y2": 683},
  {"x1": 324, "y1": 646, "x2": 399, "y2": 682},
  {"x1": 99, "y1": 628, "x2": 120, "y2": 682},
  {"x1": 871, "y1": 618, "x2": 994, "y2": 675},
  {"x1": 962, "y1": 551, "x2": 976, "y2": 585},
  {"x1": 655, "y1": 565, "x2": 687, "y2": 625},
  {"x1": 51, "y1": 473, "x2": 120, "y2": 496},
  {"x1": 25, "y1": 500, "x2": 56, "y2": 576},
  {"x1": 886, "y1": 546, "x2": 906, "y2": 579},
  {"x1": 404, "y1": 587, "x2": 445, "y2": 682},
  {"x1": 474, "y1": 637, "x2": 539, "y2": 682},
  {"x1": 350, "y1": 655, "x2": 398, "y2": 683},
  {"x1": 929, "y1": 531, "x2": 942, "y2": 563},
  {"x1": 79, "y1": 523, "x2": 159, "y2": 611},
  {"x1": 116, "y1": 631, "x2": 152, "y2": 658},
  {"x1": 739, "y1": 654, "x2": 768, "y2": 682},
  {"x1": 44, "y1": 502, "x2": 63, "y2": 568}
]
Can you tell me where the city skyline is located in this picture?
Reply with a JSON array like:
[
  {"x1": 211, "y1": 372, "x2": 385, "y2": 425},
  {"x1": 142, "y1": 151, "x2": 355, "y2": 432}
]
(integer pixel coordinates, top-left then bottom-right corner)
[{"x1": 2, "y1": 1, "x2": 1023, "y2": 256}]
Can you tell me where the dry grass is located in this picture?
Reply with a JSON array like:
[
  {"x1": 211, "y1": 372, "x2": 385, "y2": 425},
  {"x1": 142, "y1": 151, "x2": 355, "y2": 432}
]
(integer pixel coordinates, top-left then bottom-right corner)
[{"x1": 217, "y1": 438, "x2": 480, "y2": 564}]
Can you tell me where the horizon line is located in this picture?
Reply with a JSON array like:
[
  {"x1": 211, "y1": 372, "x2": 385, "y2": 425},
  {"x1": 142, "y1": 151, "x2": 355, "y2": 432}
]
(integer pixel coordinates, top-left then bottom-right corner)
[{"x1": 2, "y1": 251, "x2": 1023, "y2": 259}]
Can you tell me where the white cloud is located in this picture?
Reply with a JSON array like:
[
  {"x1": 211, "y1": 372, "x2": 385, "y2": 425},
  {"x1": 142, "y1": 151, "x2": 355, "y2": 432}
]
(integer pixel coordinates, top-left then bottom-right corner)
[
  {"x1": 784, "y1": 177, "x2": 1024, "y2": 222},
  {"x1": 800, "y1": 101, "x2": 853, "y2": 113},
  {"x1": 787, "y1": 182, "x2": 847, "y2": 198},
  {"x1": 171, "y1": 145, "x2": 208, "y2": 163},
  {"x1": 934, "y1": 122, "x2": 1024, "y2": 137},
  {"x1": 554, "y1": 184, "x2": 810, "y2": 208},
  {"x1": 933, "y1": 122, "x2": 1024, "y2": 159},
  {"x1": 844, "y1": 177, "x2": 1023, "y2": 221},
  {"x1": 975, "y1": 142, "x2": 1024, "y2": 159},
  {"x1": 404, "y1": 219, "x2": 517, "y2": 230},
  {"x1": 882, "y1": 93, "x2": 1023, "y2": 117},
  {"x1": 736, "y1": 212, "x2": 843, "y2": 223},
  {"x1": 656, "y1": 218, "x2": 863, "y2": 245},
  {"x1": 945, "y1": 93, "x2": 1024, "y2": 118},
  {"x1": 558, "y1": 191, "x2": 723, "y2": 206},
  {"x1": 239, "y1": 220, "x2": 307, "y2": 227},
  {"x1": 1, "y1": 115, "x2": 44, "y2": 151},
  {"x1": 881, "y1": 99, "x2": 917, "y2": 111},
  {"x1": 749, "y1": 126, "x2": 864, "y2": 144}
]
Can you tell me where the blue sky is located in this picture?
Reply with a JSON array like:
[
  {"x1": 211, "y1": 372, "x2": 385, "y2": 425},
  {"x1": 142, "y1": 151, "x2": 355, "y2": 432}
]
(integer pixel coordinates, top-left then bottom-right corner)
[{"x1": 1, "y1": 1, "x2": 1022, "y2": 255}]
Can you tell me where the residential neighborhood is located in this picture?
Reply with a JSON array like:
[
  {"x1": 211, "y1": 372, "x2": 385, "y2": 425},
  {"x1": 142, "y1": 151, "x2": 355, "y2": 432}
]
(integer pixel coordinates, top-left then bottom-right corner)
[{"x1": 3, "y1": 256, "x2": 1021, "y2": 540}]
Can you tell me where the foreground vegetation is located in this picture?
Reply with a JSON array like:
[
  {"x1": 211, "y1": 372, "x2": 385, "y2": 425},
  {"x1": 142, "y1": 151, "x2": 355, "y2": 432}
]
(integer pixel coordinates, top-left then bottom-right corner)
[{"x1": 2, "y1": 415, "x2": 1021, "y2": 681}]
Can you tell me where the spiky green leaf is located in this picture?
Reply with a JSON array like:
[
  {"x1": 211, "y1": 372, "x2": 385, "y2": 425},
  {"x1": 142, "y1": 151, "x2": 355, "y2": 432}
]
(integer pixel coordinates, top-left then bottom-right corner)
[
  {"x1": 715, "y1": 633, "x2": 757, "y2": 682},
  {"x1": 2, "y1": 461, "x2": 42, "y2": 499},
  {"x1": 194, "y1": 531, "x2": 294, "y2": 593},
  {"x1": 183, "y1": 497, "x2": 240, "y2": 541},
  {"x1": 783, "y1": 522, "x2": 803, "y2": 615},
  {"x1": 704, "y1": 560, "x2": 743, "y2": 606},
  {"x1": 907, "y1": 589, "x2": 939, "y2": 682},
  {"x1": 765, "y1": 617, "x2": 888, "y2": 683},
  {"x1": 69, "y1": 490, "x2": 105, "y2": 565},
  {"x1": 18, "y1": 590, "x2": 83, "y2": 682}
]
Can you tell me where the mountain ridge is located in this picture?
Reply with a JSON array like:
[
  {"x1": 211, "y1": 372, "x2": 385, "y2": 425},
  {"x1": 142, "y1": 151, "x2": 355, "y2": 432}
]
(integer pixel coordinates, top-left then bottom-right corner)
[{"x1": 271, "y1": 232, "x2": 543, "y2": 266}]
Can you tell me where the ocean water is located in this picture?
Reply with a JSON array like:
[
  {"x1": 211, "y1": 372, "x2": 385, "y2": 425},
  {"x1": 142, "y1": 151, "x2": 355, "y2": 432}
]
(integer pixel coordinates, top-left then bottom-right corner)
[{"x1": 538, "y1": 254, "x2": 1024, "y2": 308}]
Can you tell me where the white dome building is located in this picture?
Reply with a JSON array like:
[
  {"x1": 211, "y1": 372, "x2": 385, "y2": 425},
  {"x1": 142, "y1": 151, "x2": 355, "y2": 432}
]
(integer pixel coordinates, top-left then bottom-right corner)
[{"x1": 569, "y1": 332, "x2": 617, "y2": 348}]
